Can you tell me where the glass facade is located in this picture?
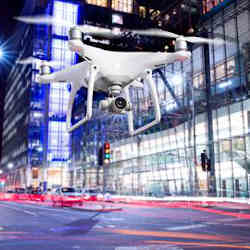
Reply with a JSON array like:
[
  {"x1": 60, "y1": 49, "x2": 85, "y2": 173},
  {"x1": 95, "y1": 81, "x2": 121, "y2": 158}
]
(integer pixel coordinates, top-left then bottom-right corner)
[
  {"x1": 202, "y1": 0, "x2": 231, "y2": 14},
  {"x1": 86, "y1": 0, "x2": 134, "y2": 13},
  {"x1": 71, "y1": 0, "x2": 250, "y2": 198},
  {"x1": 111, "y1": 0, "x2": 133, "y2": 13},
  {"x1": 46, "y1": 0, "x2": 79, "y2": 187},
  {"x1": 86, "y1": 0, "x2": 108, "y2": 8}
]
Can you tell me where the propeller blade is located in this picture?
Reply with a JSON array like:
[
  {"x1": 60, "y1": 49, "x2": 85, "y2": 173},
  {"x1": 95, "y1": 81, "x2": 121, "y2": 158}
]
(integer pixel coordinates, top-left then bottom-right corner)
[
  {"x1": 14, "y1": 15, "x2": 71, "y2": 27},
  {"x1": 184, "y1": 36, "x2": 225, "y2": 45},
  {"x1": 77, "y1": 25, "x2": 122, "y2": 39},
  {"x1": 16, "y1": 57, "x2": 37, "y2": 64},
  {"x1": 16, "y1": 57, "x2": 60, "y2": 67},
  {"x1": 131, "y1": 28, "x2": 180, "y2": 39}
]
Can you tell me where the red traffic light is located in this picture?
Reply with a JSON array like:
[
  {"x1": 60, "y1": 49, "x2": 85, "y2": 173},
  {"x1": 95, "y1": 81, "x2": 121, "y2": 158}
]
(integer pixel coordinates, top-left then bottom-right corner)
[{"x1": 104, "y1": 142, "x2": 110, "y2": 149}]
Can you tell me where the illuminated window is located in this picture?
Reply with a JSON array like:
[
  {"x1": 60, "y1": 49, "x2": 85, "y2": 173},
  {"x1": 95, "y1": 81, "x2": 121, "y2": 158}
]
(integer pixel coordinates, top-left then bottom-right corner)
[
  {"x1": 48, "y1": 1, "x2": 79, "y2": 164},
  {"x1": 202, "y1": 0, "x2": 225, "y2": 14},
  {"x1": 86, "y1": 0, "x2": 107, "y2": 7},
  {"x1": 139, "y1": 6, "x2": 146, "y2": 18},
  {"x1": 193, "y1": 73, "x2": 205, "y2": 88},
  {"x1": 112, "y1": 0, "x2": 133, "y2": 13},
  {"x1": 215, "y1": 63, "x2": 226, "y2": 81},
  {"x1": 226, "y1": 57, "x2": 236, "y2": 77},
  {"x1": 53, "y1": 1, "x2": 78, "y2": 36}
]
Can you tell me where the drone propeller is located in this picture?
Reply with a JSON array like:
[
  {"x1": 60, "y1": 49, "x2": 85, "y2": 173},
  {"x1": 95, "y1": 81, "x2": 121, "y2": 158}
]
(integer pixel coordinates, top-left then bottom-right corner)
[
  {"x1": 16, "y1": 57, "x2": 60, "y2": 67},
  {"x1": 14, "y1": 15, "x2": 122, "y2": 39},
  {"x1": 131, "y1": 28, "x2": 225, "y2": 45},
  {"x1": 14, "y1": 15, "x2": 71, "y2": 27}
]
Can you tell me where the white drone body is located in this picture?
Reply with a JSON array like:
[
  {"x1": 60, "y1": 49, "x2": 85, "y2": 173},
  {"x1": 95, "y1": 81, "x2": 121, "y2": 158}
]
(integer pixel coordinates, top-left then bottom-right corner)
[
  {"x1": 16, "y1": 16, "x2": 224, "y2": 136},
  {"x1": 38, "y1": 37, "x2": 190, "y2": 135}
]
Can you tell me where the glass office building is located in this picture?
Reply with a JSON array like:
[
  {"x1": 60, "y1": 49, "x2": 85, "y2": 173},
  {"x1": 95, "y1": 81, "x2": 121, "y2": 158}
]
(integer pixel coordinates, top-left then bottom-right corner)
[
  {"x1": 1, "y1": 0, "x2": 79, "y2": 189},
  {"x1": 71, "y1": 0, "x2": 250, "y2": 198},
  {"x1": 1, "y1": 0, "x2": 140, "y2": 190}
]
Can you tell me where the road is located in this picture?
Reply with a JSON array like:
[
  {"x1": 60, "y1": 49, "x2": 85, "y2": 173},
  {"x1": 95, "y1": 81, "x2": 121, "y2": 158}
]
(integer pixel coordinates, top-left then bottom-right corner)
[{"x1": 0, "y1": 201, "x2": 250, "y2": 250}]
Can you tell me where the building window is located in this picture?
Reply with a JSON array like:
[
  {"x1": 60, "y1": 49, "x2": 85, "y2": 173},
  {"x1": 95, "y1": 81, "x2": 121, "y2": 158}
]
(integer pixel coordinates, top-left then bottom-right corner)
[
  {"x1": 202, "y1": 0, "x2": 225, "y2": 14},
  {"x1": 139, "y1": 6, "x2": 146, "y2": 18},
  {"x1": 53, "y1": 0, "x2": 78, "y2": 36},
  {"x1": 193, "y1": 72, "x2": 205, "y2": 88},
  {"x1": 112, "y1": 0, "x2": 133, "y2": 13},
  {"x1": 86, "y1": 0, "x2": 108, "y2": 7}
]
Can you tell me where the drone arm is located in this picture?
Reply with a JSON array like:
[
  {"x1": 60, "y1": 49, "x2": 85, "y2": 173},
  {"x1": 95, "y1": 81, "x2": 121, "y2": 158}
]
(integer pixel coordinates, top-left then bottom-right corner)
[
  {"x1": 68, "y1": 39, "x2": 90, "y2": 62},
  {"x1": 125, "y1": 69, "x2": 161, "y2": 136},
  {"x1": 37, "y1": 61, "x2": 89, "y2": 84},
  {"x1": 66, "y1": 65, "x2": 99, "y2": 133}
]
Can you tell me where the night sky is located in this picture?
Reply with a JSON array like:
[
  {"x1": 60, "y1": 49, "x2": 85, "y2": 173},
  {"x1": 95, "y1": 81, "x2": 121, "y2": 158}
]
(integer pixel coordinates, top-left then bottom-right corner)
[
  {"x1": 0, "y1": 1, "x2": 25, "y2": 37},
  {"x1": 0, "y1": 0, "x2": 25, "y2": 162}
]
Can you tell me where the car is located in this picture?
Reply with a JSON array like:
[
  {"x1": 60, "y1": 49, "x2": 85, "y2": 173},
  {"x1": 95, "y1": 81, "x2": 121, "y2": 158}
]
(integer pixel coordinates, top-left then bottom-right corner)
[
  {"x1": 14, "y1": 188, "x2": 28, "y2": 200},
  {"x1": 52, "y1": 187, "x2": 83, "y2": 207},
  {"x1": 82, "y1": 189, "x2": 99, "y2": 201},
  {"x1": 28, "y1": 189, "x2": 45, "y2": 202},
  {"x1": 4, "y1": 190, "x2": 16, "y2": 201}
]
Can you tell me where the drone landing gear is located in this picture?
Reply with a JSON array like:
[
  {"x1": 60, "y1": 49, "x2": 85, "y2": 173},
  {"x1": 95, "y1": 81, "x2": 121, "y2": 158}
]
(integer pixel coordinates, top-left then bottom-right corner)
[
  {"x1": 125, "y1": 69, "x2": 161, "y2": 136},
  {"x1": 66, "y1": 64, "x2": 99, "y2": 133}
]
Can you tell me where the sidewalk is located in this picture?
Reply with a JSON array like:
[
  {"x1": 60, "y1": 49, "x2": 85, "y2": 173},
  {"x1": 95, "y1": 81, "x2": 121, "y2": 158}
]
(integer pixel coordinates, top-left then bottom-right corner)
[{"x1": 110, "y1": 195, "x2": 250, "y2": 211}]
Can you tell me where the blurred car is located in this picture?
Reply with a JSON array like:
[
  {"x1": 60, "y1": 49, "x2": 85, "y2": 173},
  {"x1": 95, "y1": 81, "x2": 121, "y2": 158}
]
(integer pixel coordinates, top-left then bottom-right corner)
[
  {"x1": 52, "y1": 187, "x2": 83, "y2": 207},
  {"x1": 14, "y1": 188, "x2": 28, "y2": 200},
  {"x1": 82, "y1": 189, "x2": 99, "y2": 201},
  {"x1": 28, "y1": 188, "x2": 45, "y2": 202},
  {"x1": 3, "y1": 190, "x2": 16, "y2": 201},
  {"x1": 42, "y1": 189, "x2": 53, "y2": 201}
]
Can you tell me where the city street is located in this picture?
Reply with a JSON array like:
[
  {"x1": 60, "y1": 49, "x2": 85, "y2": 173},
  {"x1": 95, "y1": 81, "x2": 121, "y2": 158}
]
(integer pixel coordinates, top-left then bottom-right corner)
[{"x1": 0, "y1": 201, "x2": 250, "y2": 249}]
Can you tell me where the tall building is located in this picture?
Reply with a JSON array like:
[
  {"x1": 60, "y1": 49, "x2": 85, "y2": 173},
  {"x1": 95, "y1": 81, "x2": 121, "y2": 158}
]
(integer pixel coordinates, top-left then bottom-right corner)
[
  {"x1": 71, "y1": 0, "x2": 250, "y2": 198},
  {"x1": 0, "y1": 0, "x2": 144, "y2": 190}
]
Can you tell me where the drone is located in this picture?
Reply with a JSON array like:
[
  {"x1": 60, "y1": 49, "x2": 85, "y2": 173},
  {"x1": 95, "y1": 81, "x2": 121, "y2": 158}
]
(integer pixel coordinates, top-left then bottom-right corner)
[{"x1": 15, "y1": 15, "x2": 225, "y2": 136}]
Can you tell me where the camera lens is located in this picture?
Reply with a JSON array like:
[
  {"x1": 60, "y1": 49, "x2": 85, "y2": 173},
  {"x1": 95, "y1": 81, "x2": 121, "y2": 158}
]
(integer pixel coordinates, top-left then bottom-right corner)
[{"x1": 114, "y1": 97, "x2": 127, "y2": 109}]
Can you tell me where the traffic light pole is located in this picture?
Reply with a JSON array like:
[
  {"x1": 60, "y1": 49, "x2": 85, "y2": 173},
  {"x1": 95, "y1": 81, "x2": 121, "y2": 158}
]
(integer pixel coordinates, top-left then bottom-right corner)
[{"x1": 204, "y1": 42, "x2": 217, "y2": 195}]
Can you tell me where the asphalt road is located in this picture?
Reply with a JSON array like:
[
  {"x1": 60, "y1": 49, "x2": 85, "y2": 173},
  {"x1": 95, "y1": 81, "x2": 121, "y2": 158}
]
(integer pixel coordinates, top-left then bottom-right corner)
[{"x1": 0, "y1": 201, "x2": 250, "y2": 250}]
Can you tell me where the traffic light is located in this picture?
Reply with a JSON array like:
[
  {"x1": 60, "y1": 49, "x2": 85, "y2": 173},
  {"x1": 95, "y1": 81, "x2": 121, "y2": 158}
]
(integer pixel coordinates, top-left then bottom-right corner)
[{"x1": 103, "y1": 142, "x2": 111, "y2": 165}]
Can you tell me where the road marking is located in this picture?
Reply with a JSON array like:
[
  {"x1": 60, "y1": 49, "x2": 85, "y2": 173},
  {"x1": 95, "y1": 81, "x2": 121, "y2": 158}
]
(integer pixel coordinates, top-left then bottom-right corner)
[
  {"x1": 93, "y1": 225, "x2": 104, "y2": 229},
  {"x1": 223, "y1": 223, "x2": 250, "y2": 227},
  {"x1": 23, "y1": 210, "x2": 37, "y2": 216},
  {"x1": 100, "y1": 216, "x2": 124, "y2": 221},
  {"x1": 204, "y1": 222, "x2": 220, "y2": 225},
  {"x1": 165, "y1": 224, "x2": 207, "y2": 231},
  {"x1": 146, "y1": 240, "x2": 250, "y2": 249},
  {"x1": 107, "y1": 229, "x2": 233, "y2": 241},
  {"x1": 216, "y1": 218, "x2": 243, "y2": 222},
  {"x1": 116, "y1": 245, "x2": 183, "y2": 250},
  {"x1": 0, "y1": 204, "x2": 37, "y2": 216}
]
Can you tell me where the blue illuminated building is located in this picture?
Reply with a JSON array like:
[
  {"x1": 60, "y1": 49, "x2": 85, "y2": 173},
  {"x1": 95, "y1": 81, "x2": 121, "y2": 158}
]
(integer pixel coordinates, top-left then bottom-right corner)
[
  {"x1": 1, "y1": 0, "x2": 250, "y2": 197},
  {"x1": 1, "y1": 0, "x2": 80, "y2": 189}
]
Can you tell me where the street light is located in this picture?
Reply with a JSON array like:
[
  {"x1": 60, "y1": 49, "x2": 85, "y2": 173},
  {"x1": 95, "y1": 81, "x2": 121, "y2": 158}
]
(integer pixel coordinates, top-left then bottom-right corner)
[
  {"x1": 0, "y1": 170, "x2": 3, "y2": 174},
  {"x1": 0, "y1": 48, "x2": 3, "y2": 59},
  {"x1": 8, "y1": 163, "x2": 13, "y2": 169}
]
